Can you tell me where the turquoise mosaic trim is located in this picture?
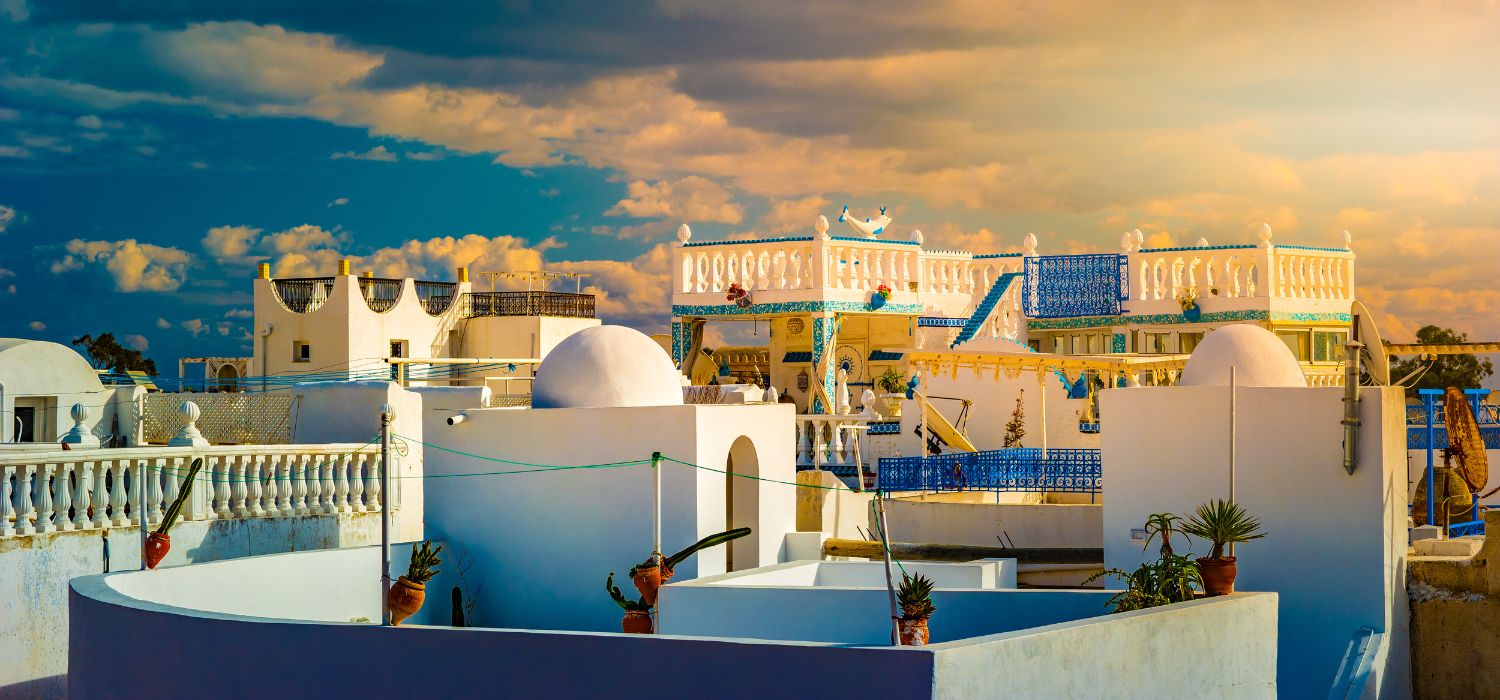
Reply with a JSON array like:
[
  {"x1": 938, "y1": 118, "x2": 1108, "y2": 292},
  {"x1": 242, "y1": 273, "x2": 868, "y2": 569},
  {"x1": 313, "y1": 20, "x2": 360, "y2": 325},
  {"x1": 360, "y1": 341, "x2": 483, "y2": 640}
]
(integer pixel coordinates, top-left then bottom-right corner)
[
  {"x1": 1275, "y1": 244, "x2": 1352, "y2": 253},
  {"x1": 829, "y1": 235, "x2": 920, "y2": 246},
  {"x1": 1026, "y1": 309, "x2": 1351, "y2": 331},
  {"x1": 672, "y1": 300, "x2": 922, "y2": 317},
  {"x1": 974, "y1": 252, "x2": 1023, "y2": 259},
  {"x1": 670, "y1": 321, "x2": 685, "y2": 365},
  {"x1": 917, "y1": 317, "x2": 965, "y2": 327},
  {"x1": 811, "y1": 316, "x2": 837, "y2": 413},
  {"x1": 1138, "y1": 244, "x2": 1256, "y2": 253},
  {"x1": 1111, "y1": 333, "x2": 1126, "y2": 353},
  {"x1": 681, "y1": 236, "x2": 812, "y2": 248}
]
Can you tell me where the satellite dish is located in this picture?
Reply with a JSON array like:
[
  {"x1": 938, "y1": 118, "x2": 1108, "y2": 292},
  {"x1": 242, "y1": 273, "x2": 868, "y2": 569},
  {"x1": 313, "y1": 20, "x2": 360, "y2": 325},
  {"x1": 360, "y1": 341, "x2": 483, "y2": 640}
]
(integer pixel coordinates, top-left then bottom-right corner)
[
  {"x1": 1351, "y1": 301, "x2": 1390, "y2": 386},
  {"x1": 1445, "y1": 386, "x2": 1489, "y2": 492}
]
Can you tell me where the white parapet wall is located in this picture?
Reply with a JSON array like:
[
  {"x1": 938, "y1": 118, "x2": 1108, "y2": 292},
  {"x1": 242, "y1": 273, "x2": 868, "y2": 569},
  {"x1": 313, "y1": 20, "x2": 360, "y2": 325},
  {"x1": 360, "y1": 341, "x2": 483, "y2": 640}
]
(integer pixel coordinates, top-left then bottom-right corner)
[{"x1": 1101, "y1": 385, "x2": 1408, "y2": 698}]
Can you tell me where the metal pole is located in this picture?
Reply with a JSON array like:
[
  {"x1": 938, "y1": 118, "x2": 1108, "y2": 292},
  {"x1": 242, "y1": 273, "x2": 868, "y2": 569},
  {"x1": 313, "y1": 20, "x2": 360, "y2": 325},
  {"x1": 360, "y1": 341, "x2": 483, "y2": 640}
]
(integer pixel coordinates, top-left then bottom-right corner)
[
  {"x1": 1038, "y1": 372, "x2": 1048, "y2": 460},
  {"x1": 875, "y1": 491, "x2": 902, "y2": 646},
  {"x1": 1425, "y1": 393, "x2": 1436, "y2": 527},
  {"x1": 651, "y1": 451, "x2": 663, "y2": 633},
  {"x1": 380, "y1": 404, "x2": 393, "y2": 625},
  {"x1": 139, "y1": 458, "x2": 149, "y2": 571},
  {"x1": 1229, "y1": 366, "x2": 1236, "y2": 558}
]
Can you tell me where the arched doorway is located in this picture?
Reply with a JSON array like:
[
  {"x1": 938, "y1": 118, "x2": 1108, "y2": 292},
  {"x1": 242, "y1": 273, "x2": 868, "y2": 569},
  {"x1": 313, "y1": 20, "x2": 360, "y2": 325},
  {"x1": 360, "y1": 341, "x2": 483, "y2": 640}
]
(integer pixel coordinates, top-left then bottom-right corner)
[
  {"x1": 725, "y1": 436, "x2": 760, "y2": 571},
  {"x1": 216, "y1": 364, "x2": 240, "y2": 392}
]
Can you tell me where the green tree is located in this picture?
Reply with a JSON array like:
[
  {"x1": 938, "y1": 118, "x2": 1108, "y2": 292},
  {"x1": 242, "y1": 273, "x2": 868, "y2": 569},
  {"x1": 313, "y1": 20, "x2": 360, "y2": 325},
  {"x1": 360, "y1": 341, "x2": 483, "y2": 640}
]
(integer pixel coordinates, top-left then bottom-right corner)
[
  {"x1": 71, "y1": 333, "x2": 158, "y2": 376},
  {"x1": 1389, "y1": 325, "x2": 1494, "y2": 396}
]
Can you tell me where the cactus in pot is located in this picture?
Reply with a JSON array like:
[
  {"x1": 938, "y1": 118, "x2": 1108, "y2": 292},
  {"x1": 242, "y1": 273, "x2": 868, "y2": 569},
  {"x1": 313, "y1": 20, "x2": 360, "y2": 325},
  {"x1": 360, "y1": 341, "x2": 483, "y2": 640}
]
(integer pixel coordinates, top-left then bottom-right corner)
[
  {"x1": 388, "y1": 540, "x2": 442, "y2": 625},
  {"x1": 630, "y1": 527, "x2": 751, "y2": 605},
  {"x1": 608, "y1": 572, "x2": 655, "y2": 634},
  {"x1": 897, "y1": 572, "x2": 937, "y2": 645},
  {"x1": 144, "y1": 458, "x2": 203, "y2": 569}
]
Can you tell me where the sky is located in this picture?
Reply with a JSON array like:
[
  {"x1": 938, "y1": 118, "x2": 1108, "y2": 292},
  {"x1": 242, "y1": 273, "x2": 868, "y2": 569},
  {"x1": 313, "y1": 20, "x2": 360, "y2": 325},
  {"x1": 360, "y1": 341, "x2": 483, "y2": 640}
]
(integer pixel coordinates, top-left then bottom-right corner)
[{"x1": 1, "y1": 1, "x2": 1498, "y2": 376}]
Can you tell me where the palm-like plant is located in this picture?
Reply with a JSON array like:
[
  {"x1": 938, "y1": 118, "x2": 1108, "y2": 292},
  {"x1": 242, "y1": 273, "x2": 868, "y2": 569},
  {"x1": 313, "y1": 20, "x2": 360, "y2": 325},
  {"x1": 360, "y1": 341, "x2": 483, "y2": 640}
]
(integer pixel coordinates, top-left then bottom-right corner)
[
  {"x1": 1141, "y1": 512, "x2": 1186, "y2": 557},
  {"x1": 897, "y1": 572, "x2": 937, "y2": 620},
  {"x1": 1180, "y1": 499, "x2": 1266, "y2": 559},
  {"x1": 877, "y1": 369, "x2": 907, "y2": 394},
  {"x1": 1085, "y1": 553, "x2": 1202, "y2": 613}
]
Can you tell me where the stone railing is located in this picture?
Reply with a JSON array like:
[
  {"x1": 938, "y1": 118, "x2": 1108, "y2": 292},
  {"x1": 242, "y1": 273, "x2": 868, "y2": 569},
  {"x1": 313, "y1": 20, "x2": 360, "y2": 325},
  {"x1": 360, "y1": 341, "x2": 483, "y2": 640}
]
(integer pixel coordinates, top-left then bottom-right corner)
[
  {"x1": 0, "y1": 443, "x2": 394, "y2": 538},
  {"x1": 795, "y1": 415, "x2": 870, "y2": 475},
  {"x1": 1302, "y1": 364, "x2": 1346, "y2": 388},
  {"x1": 1126, "y1": 230, "x2": 1354, "y2": 317}
]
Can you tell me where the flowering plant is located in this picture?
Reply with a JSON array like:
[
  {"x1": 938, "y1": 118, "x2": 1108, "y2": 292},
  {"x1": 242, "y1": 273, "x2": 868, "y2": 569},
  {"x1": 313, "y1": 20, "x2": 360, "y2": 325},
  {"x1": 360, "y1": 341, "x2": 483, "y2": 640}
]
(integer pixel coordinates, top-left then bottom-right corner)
[
  {"x1": 876, "y1": 284, "x2": 892, "y2": 300},
  {"x1": 725, "y1": 283, "x2": 748, "y2": 302},
  {"x1": 1176, "y1": 287, "x2": 1199, "y2": 312}
]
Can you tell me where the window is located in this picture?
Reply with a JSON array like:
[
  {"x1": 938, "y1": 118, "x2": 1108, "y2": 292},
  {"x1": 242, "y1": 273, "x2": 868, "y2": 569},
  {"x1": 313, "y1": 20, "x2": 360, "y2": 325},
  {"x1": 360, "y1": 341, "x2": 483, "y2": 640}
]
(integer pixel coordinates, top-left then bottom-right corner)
[
  {"x1": 1070, "y1": 335, "x2": 1086, "y2": 355},
  {"x1": 1180, "y1": 332, "x2": 1205, "y2": 354},
  {"x1": 293, "y1": 340, "x2": 311, "y2": 363},
  {"x1": 1137, "y1": 332, "x2": 1171, "y2": 354},
  {"x1": 1087, "y1": 333, "x2": 1104, "y2": 354},
  {"x1": 1276, "y1": 330, "x2": 1310, "y2": 361},
  {"x1": 1313, "y1": 331, "x2": 1348, "y2": 362},
  {"x1": 389, "y1": 340, "x2": 407, "y2": 358}
]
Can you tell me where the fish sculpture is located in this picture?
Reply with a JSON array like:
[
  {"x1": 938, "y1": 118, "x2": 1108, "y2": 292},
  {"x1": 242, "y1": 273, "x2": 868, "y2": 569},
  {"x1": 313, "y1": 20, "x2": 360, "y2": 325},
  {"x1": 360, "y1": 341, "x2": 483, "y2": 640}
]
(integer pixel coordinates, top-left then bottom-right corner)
[{"x1": 838, "y1": 205, "x2": 891, "y2": 238}]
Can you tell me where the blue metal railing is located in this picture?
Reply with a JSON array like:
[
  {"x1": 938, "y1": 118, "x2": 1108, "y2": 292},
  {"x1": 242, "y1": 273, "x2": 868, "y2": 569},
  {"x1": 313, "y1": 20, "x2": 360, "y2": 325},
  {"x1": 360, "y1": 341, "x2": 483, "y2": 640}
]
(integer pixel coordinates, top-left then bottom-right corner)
[{"x1": 878, "y1": 447, "x2": 1101, "y2": 495}]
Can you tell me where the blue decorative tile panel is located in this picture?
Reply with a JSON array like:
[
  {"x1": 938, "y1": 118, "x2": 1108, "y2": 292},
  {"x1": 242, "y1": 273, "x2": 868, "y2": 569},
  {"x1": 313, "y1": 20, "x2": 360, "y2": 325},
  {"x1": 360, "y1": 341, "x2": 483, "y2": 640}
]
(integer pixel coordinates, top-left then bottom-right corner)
[
  {"x1": 1022, "y1": 253, "x2": 1129, "y2": 319},
  {"x1": 917, "y1": 317, "x2": 965, "y2": 327},
  {"x1": 670, "y1": 321, "x2": 685, "y2": 365},
  {"x1": 1026, "y1": 309, "x2": 1351, "y2": 331},
  {"x1": 1111, "y1": 333, "x2": 1126, "y2": 353}
]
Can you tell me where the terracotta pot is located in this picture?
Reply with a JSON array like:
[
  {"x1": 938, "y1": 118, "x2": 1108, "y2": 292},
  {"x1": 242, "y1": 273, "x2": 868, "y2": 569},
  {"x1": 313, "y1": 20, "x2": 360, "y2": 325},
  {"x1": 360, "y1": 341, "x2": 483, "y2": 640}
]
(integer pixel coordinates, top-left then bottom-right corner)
[
  {"x1": 144, "y1": 532, "x2": 170, "y2": 570},
  {"x1": 632, "y1": 564, "x2": 674, "y2": 606},
  {"x1": 622, "y1": 609, "x2": 654, "y2": 634},
  {"x1": 898, "y1": 616, "x2": 930, "y2": 646},
  {"x1": 387, "y1": 576, "x2": 426, "y2": 625},
  {"x1": 1197, "y1": 556, "x2": 1237, "y2": 596}
]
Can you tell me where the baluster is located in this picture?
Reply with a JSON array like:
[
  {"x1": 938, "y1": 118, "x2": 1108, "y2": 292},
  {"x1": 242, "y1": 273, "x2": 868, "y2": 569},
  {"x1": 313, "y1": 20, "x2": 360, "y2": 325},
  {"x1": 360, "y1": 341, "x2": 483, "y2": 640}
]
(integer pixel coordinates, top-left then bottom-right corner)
[
  {"x1": 347, "y1": 455, "x2": 365, "y2": 511},
  {"x1": 289, "y1": 454, "x2": 307, "y2": 515},
  {"x1": 34, "y1": 463, "x2": 55, "y2": 534},
  {"x1": 53, "y1": 462, "x2": 75, "y2": 531},
  {"x1": 108, "y1": 461, "x2": 126, "y2": 526},
  {"x1": 812, "y1": 423, "x2": 828, "y2": 469},
  {"x1": 90, "y1": 460, "x2": 108, "y2": 528},
  {"x1": 829, "y1": 421, "x2": 846, "y2": 467},
  {"x1": 72, "y1": 462, "x2": 91, "y2": 529},
  {"x1": 0, "y1": 466, "x2": 11, "y2": 537},
  {"x1": 145, "y1": 459, "x2": 163, "y2": 527},
  {"x1": 299, "y1": 454, "x2": 317, "y2": 516},
  {"x1": 246, "y1": 456, "x2": 265, "y2": 518},
  {"x1": 263, "y1": 455, "x2": 282, "y2": 516},
  {"x1": 319, "y1": 455, "x2": 337, "y2": 514},
  {"x1": 228, "y1": 456, "x2": 248, "y2": 518},
  {"x1": 365, "y1": 454, "x2": 382, "y2": 512},
  {"x1": 162, "y1": 457, "x2": 181, "y2": 524},
  {"x1": 16, "y1": 465, "x2": 35, "y2": 535},
  {"x1": 211, "y1": 457, "x2": 229, "y2": 519}
]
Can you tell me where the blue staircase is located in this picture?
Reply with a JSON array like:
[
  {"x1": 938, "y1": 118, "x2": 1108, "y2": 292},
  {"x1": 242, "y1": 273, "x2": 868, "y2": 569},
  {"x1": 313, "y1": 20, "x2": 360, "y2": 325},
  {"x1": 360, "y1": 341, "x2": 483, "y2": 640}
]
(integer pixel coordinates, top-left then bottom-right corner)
[{"x1": 951, "y1": 273, "x2": 1021, "y2": 348}]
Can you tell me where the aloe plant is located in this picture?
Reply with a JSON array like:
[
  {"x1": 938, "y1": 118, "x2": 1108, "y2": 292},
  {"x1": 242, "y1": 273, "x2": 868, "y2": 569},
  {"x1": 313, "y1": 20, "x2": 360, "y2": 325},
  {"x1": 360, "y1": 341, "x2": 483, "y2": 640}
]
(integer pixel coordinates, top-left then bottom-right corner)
[
  {"x1": 664, "y1": 527, "x2": 752, "y2": 571},
  {"x1": 154, "y1": 458, "x2": 203, "y2": 536},
  {"x1": 897, "y1": 572, "x2": 936, "y2": 619},
  {"x1": 406, "y1": 541, "x2": 443, "y2": 584},
  {"x1": 606, "y1": 572, "x2": 652, "y2": 612},
  {"x1": 1141, "y1": 512, "x2": 1187, "y2": 557},
  {"x1": 1086, "y1": 552, "x2": 1202, "y2": 613},
  {"x1": 1180, "y1": 500, "x2": 1266, "y2": 559}
]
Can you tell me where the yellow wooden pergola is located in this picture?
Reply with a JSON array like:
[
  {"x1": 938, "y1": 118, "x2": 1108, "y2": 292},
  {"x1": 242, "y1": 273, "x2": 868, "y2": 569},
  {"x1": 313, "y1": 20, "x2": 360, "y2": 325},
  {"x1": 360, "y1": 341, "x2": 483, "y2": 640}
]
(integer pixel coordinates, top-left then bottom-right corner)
[{"x1": 894, "y1": 347, "x2": 1193, "y2": 387}]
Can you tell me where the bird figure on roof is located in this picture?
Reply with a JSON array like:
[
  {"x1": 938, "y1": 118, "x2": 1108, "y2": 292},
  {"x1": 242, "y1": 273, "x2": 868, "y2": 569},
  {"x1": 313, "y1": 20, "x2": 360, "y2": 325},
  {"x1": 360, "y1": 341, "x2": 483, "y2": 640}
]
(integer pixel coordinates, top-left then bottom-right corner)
[{"x1": 837, "y1": 205, "x2": 891, "y2": 238}]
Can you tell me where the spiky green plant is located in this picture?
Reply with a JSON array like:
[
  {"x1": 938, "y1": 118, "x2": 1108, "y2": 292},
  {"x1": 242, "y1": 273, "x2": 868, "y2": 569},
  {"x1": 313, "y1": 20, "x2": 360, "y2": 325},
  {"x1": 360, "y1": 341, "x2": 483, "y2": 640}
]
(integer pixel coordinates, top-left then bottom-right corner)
[
  {"x1": 1141, "y1": 512, "x2": 1187, "y2": 557},
  {"x1": 606, "y1": 572, "x2": 652, "y2": 612},
  {"x1": 877, "y1": 369, "x2": 907, "y2": 394},
  {"x1": 1085, "y1": 552, "x2": 1202, "y2": 613},
  {"x1": 1180, "y1": 499, "x2": 1266, "y2": 559},
  {"x1": 406, "y1": 541, "x2": 443, "y2": 584},
  {"x1": 896, "y1": 572, "x2": 936, "y2": 620},
  {"x1": 154, "y1": 458, "x2": 204, "y2": 536},
  {"x1": 664, "y1": 527, "x2": 752, "y2": 571}
]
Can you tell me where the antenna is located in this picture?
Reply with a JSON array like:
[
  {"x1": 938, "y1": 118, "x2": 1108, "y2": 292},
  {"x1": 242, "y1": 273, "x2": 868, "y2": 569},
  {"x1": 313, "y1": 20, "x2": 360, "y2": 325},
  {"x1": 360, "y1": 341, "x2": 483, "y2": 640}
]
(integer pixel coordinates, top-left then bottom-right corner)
[{"x1": 1350, "y1": 301, "x2": 1390, "y2": 386}]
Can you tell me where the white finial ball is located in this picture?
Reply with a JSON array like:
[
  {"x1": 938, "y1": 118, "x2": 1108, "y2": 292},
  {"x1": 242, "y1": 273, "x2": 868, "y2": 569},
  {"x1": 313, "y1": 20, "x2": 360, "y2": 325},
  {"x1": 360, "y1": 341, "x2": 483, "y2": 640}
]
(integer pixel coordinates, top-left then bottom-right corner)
[
  {"x1": 909, "y1": 228, "x2": 924, "y2": 245},
  {"x1": 1341, "y1": 229, "x2": 1352, "y2": 250},
  {"x1": 71, "y1": 403, "x2": 90, "y2": 423},
  {"x1": 380, "y1": 403, "x2": 396, "y2": 421},
  {"x1": 815, "y1": 215, "x2": 830, "y2": 237},
  {"x1": 1257, "y1": 223, "x2": 1273, "y2": 245},
  {"x1": 1195, "y1": 237, "x2": 1209, "y2": 248},
  {"x1": 1023, "y1": 232, "x2": 1038, "y2": 255},
  {"x1": 1133, "y1": 228, "x2": 1145, "y2": 245},
  {"x1": 178, "y1": 400, "x2": 201, "y2": 423},
  {"x1": 1120, "y1": 231, "x2": 1135, "y2": 252},
  {"x1": 676, "y1": 224, "x2": 692, "y2": 244}
]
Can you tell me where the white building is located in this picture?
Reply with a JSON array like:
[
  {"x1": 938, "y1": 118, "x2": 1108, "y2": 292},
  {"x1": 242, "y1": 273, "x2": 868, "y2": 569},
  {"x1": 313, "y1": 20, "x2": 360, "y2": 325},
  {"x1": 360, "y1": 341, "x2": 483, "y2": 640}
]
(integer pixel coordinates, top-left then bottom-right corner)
[{"x1": 0, "y1": 338, "x2": 140, "y2": 446}]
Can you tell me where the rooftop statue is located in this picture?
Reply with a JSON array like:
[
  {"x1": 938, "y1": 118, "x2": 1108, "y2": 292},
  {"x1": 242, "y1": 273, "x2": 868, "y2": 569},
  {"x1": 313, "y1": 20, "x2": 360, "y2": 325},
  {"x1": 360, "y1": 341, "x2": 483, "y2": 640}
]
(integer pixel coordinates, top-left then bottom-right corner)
[{"x1": 838, "y1": 205, "x2": 890, "y2": 238}]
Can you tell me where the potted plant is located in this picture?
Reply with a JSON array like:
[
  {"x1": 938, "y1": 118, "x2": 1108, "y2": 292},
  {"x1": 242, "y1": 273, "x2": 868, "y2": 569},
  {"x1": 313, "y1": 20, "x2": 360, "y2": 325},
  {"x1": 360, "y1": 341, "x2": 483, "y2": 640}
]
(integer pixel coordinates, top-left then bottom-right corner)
[
  {"x1": 144, "y1": 458, "x2": 204, "y2": 570},
  {"x1": 388, "y1": 540, "x2": 442, "y2": 625},
  {"x1": 1086, "y1": 551, "x2": 1202, "y2": 613},
  {"x1": 876, "y1": 368, "x2": 906, "y2": 418},
  {"x1": 896, "y1": 572, "x2": 937, "y2": 645},
  {"x1": 725, "y1": 283, "x2": 752, "y2": 309},
  {"x1": 630, "y1": 527, "x2": 751, "y2": 605},
  {"x1": 1181, "y1": 499, "x2": 1266, "y2": 596},
  {"x1": 871, "y1": 283, "x2": 892, "y2": 310},
  {"x1": 607, "y1": 572, "x2": 655, "y2": 634},
  {"x1": 1177, "y1": 287, "x2": 1201, "y2": 322},
  {"x1": 1141, "y1": 512, "x2": 1187, "y2": 557}
]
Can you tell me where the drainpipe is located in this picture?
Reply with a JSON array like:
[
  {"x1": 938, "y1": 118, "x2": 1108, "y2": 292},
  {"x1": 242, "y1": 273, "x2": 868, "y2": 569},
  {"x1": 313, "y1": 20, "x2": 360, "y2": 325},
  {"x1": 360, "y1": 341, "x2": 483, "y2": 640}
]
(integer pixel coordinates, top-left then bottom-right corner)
[
  {"x1": 1341, "y1": 338, "x2": 1363, "y2": 475},
  {"x1": 0, "y1": 381, "x2": 7, "y2": 443},
  {"x1": 259, "y1": 324, "x2": 274, "y2": 392}
]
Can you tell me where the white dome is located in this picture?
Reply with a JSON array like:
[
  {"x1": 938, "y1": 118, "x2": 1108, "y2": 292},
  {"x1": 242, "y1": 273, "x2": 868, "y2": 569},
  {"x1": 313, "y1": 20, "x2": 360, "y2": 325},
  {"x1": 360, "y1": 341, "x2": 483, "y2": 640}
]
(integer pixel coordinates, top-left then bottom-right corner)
[
  {"x1": 531, "y1": 325, "x2": 685, "y2": 409},
  {"x1": 1179, "y1": 325, "x2": 1306, "y2": 388}
]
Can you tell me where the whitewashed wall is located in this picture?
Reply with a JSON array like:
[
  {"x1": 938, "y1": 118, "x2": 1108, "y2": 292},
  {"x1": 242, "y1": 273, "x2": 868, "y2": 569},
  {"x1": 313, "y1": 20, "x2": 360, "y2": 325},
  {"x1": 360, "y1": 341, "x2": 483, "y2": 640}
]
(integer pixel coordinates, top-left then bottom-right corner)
[{"x1": 1101, "y1": 385, "x2": 1408, "y2": 698}]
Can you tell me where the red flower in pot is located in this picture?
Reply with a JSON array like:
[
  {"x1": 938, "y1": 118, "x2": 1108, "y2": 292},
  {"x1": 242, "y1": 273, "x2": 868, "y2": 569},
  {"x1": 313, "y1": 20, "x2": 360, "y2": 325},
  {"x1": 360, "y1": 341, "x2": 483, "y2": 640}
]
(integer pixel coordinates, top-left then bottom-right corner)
[{"x1": 144, "y1": 458, "x2": 204, "y2": 569}]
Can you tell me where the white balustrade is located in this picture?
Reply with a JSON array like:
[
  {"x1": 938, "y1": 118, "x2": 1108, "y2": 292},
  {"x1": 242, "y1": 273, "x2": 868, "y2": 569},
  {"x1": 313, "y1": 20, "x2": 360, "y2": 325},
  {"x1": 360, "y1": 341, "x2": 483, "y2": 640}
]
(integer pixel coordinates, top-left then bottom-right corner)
[
  {"x1": 0, "y1": 444, "x2": 394, "y2": 540},
  {"x1": 795, "y1": 415, "x2": 869, "y2": 470}
]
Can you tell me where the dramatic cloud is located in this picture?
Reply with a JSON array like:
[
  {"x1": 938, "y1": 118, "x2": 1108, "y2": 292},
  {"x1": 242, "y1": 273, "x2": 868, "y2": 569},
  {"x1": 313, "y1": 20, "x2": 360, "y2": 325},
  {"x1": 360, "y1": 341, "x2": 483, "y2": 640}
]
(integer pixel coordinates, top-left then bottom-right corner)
[
  {"x1": 202, "y1": 225, "x2": 262, "y2": 263},
  {"x1": 51, "y1": 239, "x2": 193, "y2": 292},
  {"x1": 331, "y1": 145, "x2": 398, "y2": 162},
  {"x1": 124, "y1": 333, "x2": 149, "y2": 350},
  {"x1": 155, "y1": 318, "x2": 172, "y2": 328},
  {"x1": 0, "y1": 204, "x2": 14, "y2": 232},
  {"x1": 182, "y1": 319, "x2": 208, "y2": 336},
  {"x1": 327, "y1": 197, "x2": 349, "y2": 207},
  {"x1": 607, "y1": 176, "x2": 743, "y2": 224}
]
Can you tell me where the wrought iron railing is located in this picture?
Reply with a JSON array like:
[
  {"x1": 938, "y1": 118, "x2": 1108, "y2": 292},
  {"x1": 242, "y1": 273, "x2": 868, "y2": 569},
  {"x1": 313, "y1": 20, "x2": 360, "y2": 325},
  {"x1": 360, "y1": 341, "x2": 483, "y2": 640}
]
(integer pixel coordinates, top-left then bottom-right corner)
[
  {"x1": 358, "y1": 277, "x2": 404, "y2": 313},
  {"x1": 415, "y1": 281, "x2": 457, "y2": 316},
  {"x1": 462, "y1": 291, "x2": 596, "y2": 319},
  {"x1": 878, "y1": 447, "x2": 1102, "y2": 494},
  {"x1": 272, "y1": 278, "x2": 335, "y2": 313}
]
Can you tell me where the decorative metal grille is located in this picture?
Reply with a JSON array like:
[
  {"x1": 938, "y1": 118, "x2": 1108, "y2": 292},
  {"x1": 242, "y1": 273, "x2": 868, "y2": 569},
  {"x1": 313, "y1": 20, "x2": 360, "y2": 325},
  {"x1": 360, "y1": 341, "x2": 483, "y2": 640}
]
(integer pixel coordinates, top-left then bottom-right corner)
[
  {"x1": 462, "y1": 291, "x2": 596, "y2": 319},
  {"x1": 878, "y1": 447, "x2": 1102, "y2": 493},
  {"x1": 358, "y1": 277, "x2": 404, "y2": 312},
  {"x1": 272, "y1": 278, "x2": 335, "y2": 313},
  {"x1": 1022, "y1": 254, "x2": 1129, "y2": 319},
  {"x1": 143, "y1": 393, "x2": 294, "y2": 445},
  {"x1": 415, "y1": 281, "x2": 457, "y2": 315}
]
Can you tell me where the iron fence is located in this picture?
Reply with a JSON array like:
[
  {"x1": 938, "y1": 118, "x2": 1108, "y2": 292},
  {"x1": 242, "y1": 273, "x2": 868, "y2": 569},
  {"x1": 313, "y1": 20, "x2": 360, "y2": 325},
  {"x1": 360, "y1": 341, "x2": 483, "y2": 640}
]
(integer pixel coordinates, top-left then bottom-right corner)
[
  {"x1": 415, "y1": 281, "x2": 457, "y2": 315},
  {"x1": 462, "y1": 291, "x2": 596, "y2": 319},
  {"x1": 878, "y1": 447, "x2": 1102, "y2": 494},
  {"x1": 272, "y1": 278, "x2": 335, "y2": 313},
  {"x1": 357, "y1": 277, "x2": 404, "y2": 312}
]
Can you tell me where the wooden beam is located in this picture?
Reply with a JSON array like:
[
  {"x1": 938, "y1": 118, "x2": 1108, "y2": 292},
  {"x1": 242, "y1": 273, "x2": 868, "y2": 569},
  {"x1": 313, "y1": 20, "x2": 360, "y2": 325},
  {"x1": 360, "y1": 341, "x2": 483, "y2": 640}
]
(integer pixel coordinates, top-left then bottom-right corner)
[{"x1": 822, "y1": 538, "x2": 1103, "y2": 564}]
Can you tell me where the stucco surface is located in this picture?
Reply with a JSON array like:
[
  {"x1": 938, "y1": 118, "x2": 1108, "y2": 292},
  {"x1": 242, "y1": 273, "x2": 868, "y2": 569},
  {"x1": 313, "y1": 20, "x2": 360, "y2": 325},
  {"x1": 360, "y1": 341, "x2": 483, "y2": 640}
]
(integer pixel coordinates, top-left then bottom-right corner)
[{"x1": 531, "y1": 325, "x2": 685, "y2": 409}]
